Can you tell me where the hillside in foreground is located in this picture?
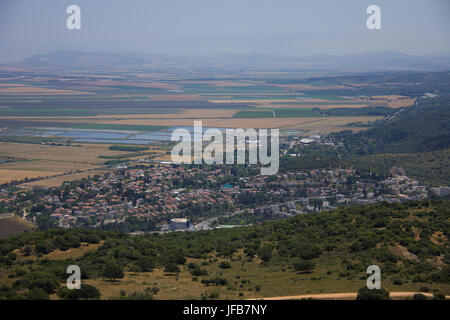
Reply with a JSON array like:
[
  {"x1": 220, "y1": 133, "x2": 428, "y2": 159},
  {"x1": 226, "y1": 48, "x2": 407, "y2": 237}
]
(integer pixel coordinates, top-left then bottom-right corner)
[
  {"x1": 0, "y1": 200, "x2": 448, "y2": 300},
  {"x1": 0, "y1": 214, "x2": 37, "y2": 239}
]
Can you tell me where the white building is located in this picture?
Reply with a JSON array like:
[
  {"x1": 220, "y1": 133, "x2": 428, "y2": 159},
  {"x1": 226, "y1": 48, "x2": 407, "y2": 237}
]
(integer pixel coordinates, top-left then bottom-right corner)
[{"x1": 170, "y1": 218, "x2": 190, "y2": 230}]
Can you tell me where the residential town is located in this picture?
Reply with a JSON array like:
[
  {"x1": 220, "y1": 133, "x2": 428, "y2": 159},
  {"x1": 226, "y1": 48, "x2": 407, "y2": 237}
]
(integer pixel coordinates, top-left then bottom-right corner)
[{"x1": 0, "y1": 157, "x2": 444, "y2": 232}]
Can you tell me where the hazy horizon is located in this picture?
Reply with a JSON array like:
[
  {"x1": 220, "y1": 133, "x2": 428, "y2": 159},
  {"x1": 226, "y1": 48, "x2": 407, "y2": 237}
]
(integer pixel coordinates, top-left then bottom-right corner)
[{"x1": 1, "y1": 0, "x2": 449, "y2": 63}]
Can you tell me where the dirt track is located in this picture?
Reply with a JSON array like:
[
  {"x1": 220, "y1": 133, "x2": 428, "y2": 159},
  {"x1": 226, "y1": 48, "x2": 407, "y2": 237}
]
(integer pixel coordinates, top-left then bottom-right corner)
[{"x1": 252, "y1": 292, "x2": 449, "y2": 300}]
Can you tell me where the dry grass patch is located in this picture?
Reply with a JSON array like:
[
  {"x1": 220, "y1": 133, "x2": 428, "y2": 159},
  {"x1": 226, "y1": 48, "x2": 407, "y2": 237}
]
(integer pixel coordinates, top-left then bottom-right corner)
[
  {"x1": 0, "y1": 142, "x2": 135, "y2": 184},
  {"x1": 20, "y1": 169, "x2": 109, "y2": 188},
  {"x1": 0, "y1": 84, "x2": 93, "y2": 95},
  {"x1": 0, "y1": 142, "x2": 127, "y2": 164},
  {"x1": 98, "y1": 117, "x2": 327, "y2": 129},
  {"x1": 44, "y1": 242, "x2": 104, "y2": 261},
  {"x1": 370, "y1": 95, "x2": 416, "y2": 108},
  {"x1": 0, "y1": 160, "x2": 97, "y2": 172},
  {"x1": 286, "y1": 116, "x2": 381, "y2": 131},
  {"x1": 0, "y1": 169, "x2": 61, "y2": 184}
]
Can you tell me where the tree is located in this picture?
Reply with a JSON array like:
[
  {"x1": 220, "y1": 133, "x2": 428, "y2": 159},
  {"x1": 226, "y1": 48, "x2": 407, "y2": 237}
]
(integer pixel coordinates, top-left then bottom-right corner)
[
  {"x1": 23, "y1": 245, "x2": 32, "y2": 256},
  {"x1": 219, "y1": 261, "x2": 231, "y2": 269},
  {"x1": 294, "y1": 243, "x2": 322, "y2": 260},
  {"x1": 259, "y1": 245, "x2": 273, "y2": 262},
  {"x1": 26, "y1": 288, "x2": 50, "y2": 300},
  {"x1": 164, "y1": 263, "x2": 180, "y2": 275},
  {"x1": 102, "y1": 262, "x2": 124, "y2": 281},
  {"x1": 293, "y1": 260, "x2": 315, "y2": 273},
  {"x1": 356, "y1": 287, "x2": 390, "y2": 300},
  {"x1": 57, "y1": 284, "x2": 101, "y2": 300},
  {"x1": 19, "y1": 272, "x2": 60, "y2": 294},
  {"x1": 78, "y1": 284, "x2": 101, "y2": 299},
  {"x1": 413, "y1": 294, "x2": 428, "y2": 300},
  {"x1": 191, "y1": 267, "x2": 209, "y2": 276},
  {"x1": 136, "y1": 258, "x2": 155, "y2": 272}
]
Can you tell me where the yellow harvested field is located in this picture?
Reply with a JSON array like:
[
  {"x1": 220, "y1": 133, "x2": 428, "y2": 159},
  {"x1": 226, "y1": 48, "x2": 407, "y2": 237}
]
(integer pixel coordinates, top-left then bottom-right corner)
[
  {"x1": 0, "y1": 109, "x2": 238, "y2": 121},
  {"x1": 0, "y1": 169, "x2": 60, "y2": 184},
  {"x1": 257, "y1": 103, "x2": 370, "y2": 109},
  {"x1": 95, "y1": 117, "x2": 315, "y2": 128},
  {"x1": 0, "y1": 159, "x2": 98, "y2": 173},
  {"x1": 299, "y1": 126, "x2": 368, "y2": 135},
  {"x1": 181, "y1": 80, "x2": 262, "y2": 87},
  {"x1": 95, "y1": 116, "x2": 380, "y2": 129},
  {"x1": 99, "y1": 108, "x2": 238, "y2": 119},
  {"x1": 272, "y1": 84, "x2": 351, "y2": 90},
  {"x1": 370, "y1": 95, "x2": 416, "y2": 108},
  {"x1": 0, "y1": 142, "x2": 126, "y2": 164},
  {"x1": 78, "y1": 80, "x2": 180, "y2": 91},
  {"x1": 0, "y1": 142, "x2": 142, "y2": 185},
  {"x1": 20, "y1": 169, "x2": 109, "y2": 188},
  {"x1": 0, "y1": 84, "x2": 93, "y2": 95},
  {"x1": 0, "y1": 142, "x2": 168, "y2": 185},
  {"x1": 287, "y1": 116, "x2": 381, "y2": 133},
  {"x1": 387, "y1": 99, "x2": 416, "y2": 108},
  {"x1": 371, "y1": 95, "x2": 406, "y2": 99},
  {"x1": 153, "y1": 154, "x2": 173, "y2": 161},
  {"x1": 207, "y1": 99, "x2": 298, "y2": 104}
]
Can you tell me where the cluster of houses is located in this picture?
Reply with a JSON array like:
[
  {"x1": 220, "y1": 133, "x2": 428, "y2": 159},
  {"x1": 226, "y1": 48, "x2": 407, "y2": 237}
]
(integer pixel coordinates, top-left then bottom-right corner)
[
  {"x1": 4, "y1": 166, "x2": 234, "y2": 229},
  {"x1": 0, "y1": 159, "x2": 443, "y2": 231},
  {"x1": 248, "y1": 169, "x2": 433, "y2": 218}
]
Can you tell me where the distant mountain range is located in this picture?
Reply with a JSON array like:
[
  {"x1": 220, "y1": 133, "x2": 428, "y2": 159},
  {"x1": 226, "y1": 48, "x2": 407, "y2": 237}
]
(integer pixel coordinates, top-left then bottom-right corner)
[
  {"x1": 12, "y1": 50, "x2": 450, "y2": 73},
  {"x1": 20, "y1": 50, "x2": 148, "y2": 68}
]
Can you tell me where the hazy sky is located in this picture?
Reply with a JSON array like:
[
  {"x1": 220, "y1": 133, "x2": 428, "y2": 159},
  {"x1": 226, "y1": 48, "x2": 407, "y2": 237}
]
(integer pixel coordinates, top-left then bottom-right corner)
[{"x1": 0, "y1": 0, "x2": 449, "y2": 62}]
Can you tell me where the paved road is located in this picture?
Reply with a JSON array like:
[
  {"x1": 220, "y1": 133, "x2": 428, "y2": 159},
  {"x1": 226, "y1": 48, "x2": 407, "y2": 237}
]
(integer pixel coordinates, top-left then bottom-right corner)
[
  {"x1": 193, "y1": 210, "x2": 246, "y2": 231},
  {"x1": 251, "y1": 292, "x2": 450, "y2": 300}
]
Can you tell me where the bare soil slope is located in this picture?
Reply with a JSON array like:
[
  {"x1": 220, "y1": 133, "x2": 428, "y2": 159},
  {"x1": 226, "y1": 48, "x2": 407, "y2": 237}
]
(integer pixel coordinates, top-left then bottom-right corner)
[{"x1": 0, "y1": 214, "x2": 37, "y2": 239}]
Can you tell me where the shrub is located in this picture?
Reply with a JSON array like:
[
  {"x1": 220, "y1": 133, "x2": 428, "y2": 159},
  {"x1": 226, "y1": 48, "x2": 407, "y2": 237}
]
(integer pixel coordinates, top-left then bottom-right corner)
[
  {"x1": 102, "y1": 262, "x2": 124, "y2": 281},
  {"x1": 356, "y1": 287, "x2": 390, "y2": 300},
  {"x1": 219, "y1": 261, "x2": 231, "y2": 269},
  {"x1": 26, "y1": 288, "x2": 50, "y2": 300},
  {"x1": 136, "y1": 258, "x2": 155, "y2": 272},
  {"x1": 208, "y1": 291, "x2": 220, "y2": 299},
  {"x1": 413, "y1": 294, "x2": 428, "y2": 300},
  {"x1": 16, "y1": 272, "x2": 60, "y2": 294},
  {"x1": 258, "y1": 245, "x2": 273, "y2": 262},
  {"x1": 164, "y1": 263, "x2": 180, "y2": 274},
  {"x1": 57, "y1": 284, "x2": 101, "y2": 300},
  {"x1": 293, "y1": 260, "x2": 315, "y2": 273},
  {"x1": 191, "y1": 267, "x2": 208, "y2": 276},
  {"x1": 433, "y1": 293, "x2": 446, "y2": 300}
]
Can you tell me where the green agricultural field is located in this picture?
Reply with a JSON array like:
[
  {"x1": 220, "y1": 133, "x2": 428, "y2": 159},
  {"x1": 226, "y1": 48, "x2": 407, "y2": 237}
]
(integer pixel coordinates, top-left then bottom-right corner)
[
  {"x1": 275, "y1": 109, "x2": 321, "y2": 117},
  {"x1": 233, "y1": 108, "x2": 321, "y2": 118},
  {"x1": 233, "y1": 110, "x2": 275, "y2": 118},
  {"x1": 0, "y1": 120, "x2": 167, "y2": 132},
  {"x1": 271, "y1": 101, "x2": 365, "y2": 106},
  {"x1": 109, "y1": 145, "x2": 150, "y2": 152}
]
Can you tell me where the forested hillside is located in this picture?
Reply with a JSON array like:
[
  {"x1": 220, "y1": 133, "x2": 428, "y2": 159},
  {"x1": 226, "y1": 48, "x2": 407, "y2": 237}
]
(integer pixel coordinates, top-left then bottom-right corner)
[
  {"x1": 332, "y1": 96, "x2": 450, "y2": 155},
  {"x1": 0, "y1": 200, "x2": 448, "y2": 300}
]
